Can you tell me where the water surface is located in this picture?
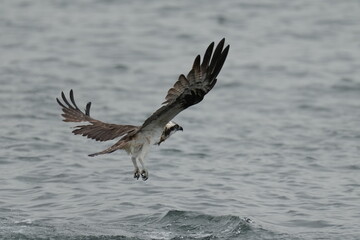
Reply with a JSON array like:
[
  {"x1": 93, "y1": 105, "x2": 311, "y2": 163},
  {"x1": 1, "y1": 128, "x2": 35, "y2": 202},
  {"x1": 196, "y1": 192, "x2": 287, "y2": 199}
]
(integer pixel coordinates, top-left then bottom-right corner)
[{"x1": 1, "y1": 0, "x2": 360, "y2": 239}]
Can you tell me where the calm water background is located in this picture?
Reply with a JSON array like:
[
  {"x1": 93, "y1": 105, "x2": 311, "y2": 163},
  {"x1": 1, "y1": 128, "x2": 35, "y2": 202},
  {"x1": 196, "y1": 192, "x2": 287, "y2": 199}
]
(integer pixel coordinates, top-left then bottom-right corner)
[{"x1": 1, "y1": 0, "x2": 360, "y2": 239}]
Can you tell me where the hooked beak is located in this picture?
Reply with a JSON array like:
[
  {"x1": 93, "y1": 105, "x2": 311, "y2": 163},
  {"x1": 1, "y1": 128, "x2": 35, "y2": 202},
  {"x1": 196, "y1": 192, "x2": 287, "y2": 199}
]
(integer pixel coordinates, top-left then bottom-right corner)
[{"x1": 179, "y1": 126, "x2": 183, "y2": 131}]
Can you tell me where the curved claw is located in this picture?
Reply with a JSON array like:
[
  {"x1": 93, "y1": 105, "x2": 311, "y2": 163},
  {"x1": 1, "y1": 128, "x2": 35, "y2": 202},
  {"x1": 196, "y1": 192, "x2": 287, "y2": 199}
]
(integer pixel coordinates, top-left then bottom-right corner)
[
  {"x1": 134, "y1": 169, "x2": 140, "y2": 180},
  {"x1": 141, "y1": 170, "x2": 148, "y2": 181}
]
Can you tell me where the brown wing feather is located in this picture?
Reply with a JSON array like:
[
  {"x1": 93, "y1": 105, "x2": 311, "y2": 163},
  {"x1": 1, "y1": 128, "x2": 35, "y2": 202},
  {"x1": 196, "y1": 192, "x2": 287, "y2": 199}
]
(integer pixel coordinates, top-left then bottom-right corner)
[
  {"x1": 57, "y1": 90, "x2": 139, "y2": 142},
  {"x1": 162, "y1": 38, "x2": 228, "y2": 105},
  {"x1": 142, "y1": 38, "x2": 230, "y2": 130}
]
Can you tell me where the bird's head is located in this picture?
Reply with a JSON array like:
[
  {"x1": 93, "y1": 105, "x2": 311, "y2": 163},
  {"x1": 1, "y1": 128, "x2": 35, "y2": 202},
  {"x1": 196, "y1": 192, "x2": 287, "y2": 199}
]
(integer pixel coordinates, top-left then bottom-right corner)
[
  {"x1": 156, "y1": 121, "x2": 183, "y2": 145},
  {"x1": 172, "y1": 123, "x2": 183, "y2": 132}
]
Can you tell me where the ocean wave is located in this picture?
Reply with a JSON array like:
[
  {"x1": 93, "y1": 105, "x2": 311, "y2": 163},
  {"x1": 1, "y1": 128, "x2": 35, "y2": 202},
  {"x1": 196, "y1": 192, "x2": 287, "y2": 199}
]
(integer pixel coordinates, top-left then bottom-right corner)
[
  {"x1": 0, "y1": 210, "x2": 299, "y2": 240},
  {"x1": 154, "y1": 210, "x2": 251, "y2": 239}
]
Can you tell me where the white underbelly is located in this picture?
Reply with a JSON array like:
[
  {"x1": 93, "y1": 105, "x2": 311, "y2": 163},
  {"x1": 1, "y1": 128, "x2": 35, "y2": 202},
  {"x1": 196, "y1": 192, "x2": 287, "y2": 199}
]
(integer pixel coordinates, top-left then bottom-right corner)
[{"x1": 130, "y1": 126, "x2": 163, "y2": 158}]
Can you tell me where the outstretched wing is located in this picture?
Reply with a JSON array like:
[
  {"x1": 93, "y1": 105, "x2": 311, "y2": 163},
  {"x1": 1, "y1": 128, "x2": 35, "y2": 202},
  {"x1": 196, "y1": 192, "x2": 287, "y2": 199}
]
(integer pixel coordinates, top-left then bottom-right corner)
[
  {"x1": 140, "y1": 38, "x2": 229, "y2": 131},
  {"x1": 57, "y1": 90, "x2": 139, "y2": 142}
]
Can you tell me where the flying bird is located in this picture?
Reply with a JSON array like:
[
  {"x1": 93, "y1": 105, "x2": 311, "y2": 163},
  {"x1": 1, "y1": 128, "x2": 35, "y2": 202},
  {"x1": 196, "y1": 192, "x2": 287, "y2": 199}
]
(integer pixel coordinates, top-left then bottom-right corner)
[{"x1": 57, "y1": 39, "x2": 229, "y2": 181}]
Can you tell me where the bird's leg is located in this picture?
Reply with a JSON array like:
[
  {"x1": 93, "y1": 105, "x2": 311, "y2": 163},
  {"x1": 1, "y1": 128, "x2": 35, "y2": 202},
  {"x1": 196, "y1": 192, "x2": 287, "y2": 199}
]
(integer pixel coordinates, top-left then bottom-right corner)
[
  {"x1": 138, "y1": 158, "x2": 148, "y2": 181},
  {"x1": 132, "y1": 157, "x2": 140, "y2": 180}
]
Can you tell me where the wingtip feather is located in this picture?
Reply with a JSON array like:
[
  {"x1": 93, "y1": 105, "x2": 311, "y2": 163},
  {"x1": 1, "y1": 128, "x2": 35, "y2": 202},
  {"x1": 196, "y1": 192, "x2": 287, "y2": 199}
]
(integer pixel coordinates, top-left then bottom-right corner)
[
  {"x1": 85, "y1": 102, "x2": 91, "y2": 116},
  {"x1": 69, "y1": 89, "x2": 79, "y2": 110},
  {"x1": 56, "y1": 97, "x2": 66, "y2": 108}
]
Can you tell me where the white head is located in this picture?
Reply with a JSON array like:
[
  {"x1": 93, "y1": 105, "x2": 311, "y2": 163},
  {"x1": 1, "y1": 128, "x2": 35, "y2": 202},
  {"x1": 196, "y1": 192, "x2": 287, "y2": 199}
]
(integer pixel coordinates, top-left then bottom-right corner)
[{"x1": 156, "y1": 121, "x2": 183, "y2": 145}]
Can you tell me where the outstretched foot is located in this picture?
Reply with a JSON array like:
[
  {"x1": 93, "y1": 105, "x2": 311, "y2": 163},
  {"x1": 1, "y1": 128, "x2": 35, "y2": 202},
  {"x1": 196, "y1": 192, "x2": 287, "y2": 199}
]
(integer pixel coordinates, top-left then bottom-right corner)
[
  {"x1": 134, "y1": 168, "x2": 140, "y2": 180},
  {"x1": 141, "y1": 169, "x2": 148, "y2": 181}
]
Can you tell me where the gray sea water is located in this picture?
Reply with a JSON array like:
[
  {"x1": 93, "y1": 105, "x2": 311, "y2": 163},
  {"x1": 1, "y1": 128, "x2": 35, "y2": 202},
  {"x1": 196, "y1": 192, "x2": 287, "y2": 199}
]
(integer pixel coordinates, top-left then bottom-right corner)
[{"x1": 1, "y1": 0, "x2": 360, "y2": 239}]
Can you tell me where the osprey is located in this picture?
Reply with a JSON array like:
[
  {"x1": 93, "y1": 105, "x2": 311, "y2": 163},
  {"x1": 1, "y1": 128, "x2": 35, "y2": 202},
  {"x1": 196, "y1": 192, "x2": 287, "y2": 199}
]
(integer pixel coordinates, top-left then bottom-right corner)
[{"x1": 57, "y1": 39, "x2": 229, "y2": 181}]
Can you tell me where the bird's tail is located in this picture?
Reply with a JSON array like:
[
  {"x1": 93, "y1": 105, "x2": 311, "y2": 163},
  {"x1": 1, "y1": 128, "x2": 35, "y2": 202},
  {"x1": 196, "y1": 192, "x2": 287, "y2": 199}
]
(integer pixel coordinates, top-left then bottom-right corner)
[{"x1": 88, "y1": 140, "x2": 128, "y2": 157}]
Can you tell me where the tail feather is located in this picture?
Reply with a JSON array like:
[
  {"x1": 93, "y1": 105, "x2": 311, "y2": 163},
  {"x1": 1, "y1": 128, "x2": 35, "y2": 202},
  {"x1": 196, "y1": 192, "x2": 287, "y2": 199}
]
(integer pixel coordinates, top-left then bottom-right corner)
[{"x1": 88, "y1": 140, "x2": 128, "y2": 157}]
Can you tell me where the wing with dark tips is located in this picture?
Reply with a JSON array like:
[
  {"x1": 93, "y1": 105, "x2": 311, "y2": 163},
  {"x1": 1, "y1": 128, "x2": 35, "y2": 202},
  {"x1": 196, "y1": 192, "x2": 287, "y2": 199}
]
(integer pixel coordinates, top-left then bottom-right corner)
[
  {"x1": 141, "y1": 38, "x2": 230, "y2": 131},
  {"x1": 57, "y1": 90, "x2": 139, "y2": 142}
]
